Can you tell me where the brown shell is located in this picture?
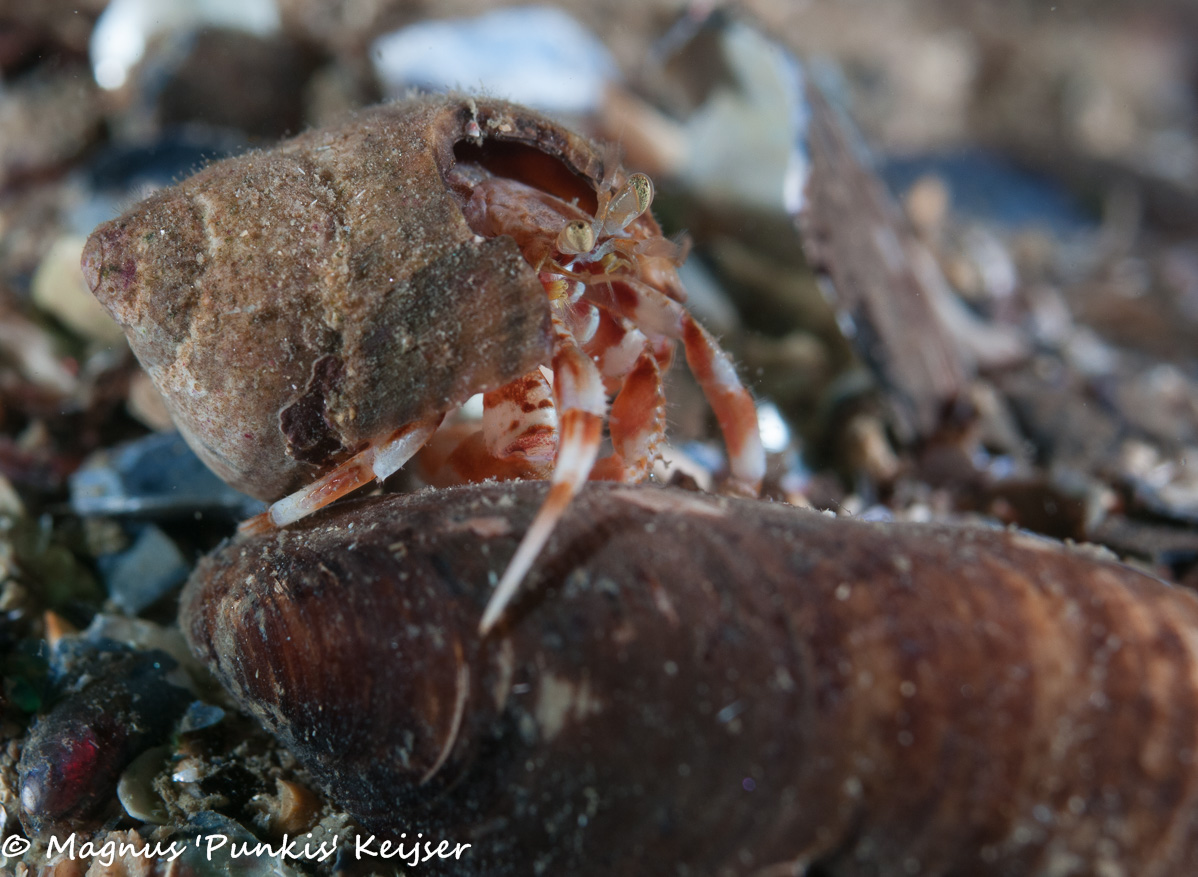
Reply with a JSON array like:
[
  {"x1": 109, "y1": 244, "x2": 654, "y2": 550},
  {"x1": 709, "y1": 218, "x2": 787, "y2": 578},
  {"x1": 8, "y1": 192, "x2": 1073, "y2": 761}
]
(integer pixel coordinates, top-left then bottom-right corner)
[
  {"x1": 182, "y1": 482, "x2": 1198, "y2": 875},
  {"x1": 81, "y1": 97, "x2": 613, "y2": 500}
]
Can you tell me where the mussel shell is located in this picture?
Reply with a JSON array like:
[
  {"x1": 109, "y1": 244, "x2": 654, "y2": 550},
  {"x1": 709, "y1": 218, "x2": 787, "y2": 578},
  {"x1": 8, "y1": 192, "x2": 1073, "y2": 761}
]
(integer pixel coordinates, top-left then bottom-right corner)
[
  {"x1": 18, "y1": 647, "x2": 192, "y2": 833},
  {"x1": 181, "y1": 482, "x2": 1198, "y2": 875}
]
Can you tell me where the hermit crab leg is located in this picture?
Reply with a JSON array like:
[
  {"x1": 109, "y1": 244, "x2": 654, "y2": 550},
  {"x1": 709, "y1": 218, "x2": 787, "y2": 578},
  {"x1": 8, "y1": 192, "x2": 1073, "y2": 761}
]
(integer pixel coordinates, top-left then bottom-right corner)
[
  {"x1": 240, "y1": 415, "x2": 444, "y2": 535},
  {"x1": 479, "y1": 315, "x2": 606, "y2": 634},
  {"x1": 583, "y1": 277, "x2": 765, "y2": 495},
  {"x1": 587, "y1": 312, "x2": 651, "y2": 392},
  {"x1": 589, "y1": 349, "x2": 666, "y2": 483},
  {"x1": 681, "y1": 319, "x2": 765, "y2": 496}
]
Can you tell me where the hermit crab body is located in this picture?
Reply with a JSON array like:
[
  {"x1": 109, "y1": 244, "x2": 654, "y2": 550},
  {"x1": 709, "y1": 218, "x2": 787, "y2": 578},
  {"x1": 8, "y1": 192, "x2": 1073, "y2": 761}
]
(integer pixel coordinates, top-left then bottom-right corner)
[{"x1": 83, "y1": 96, "x2": 763, "y2": 628}]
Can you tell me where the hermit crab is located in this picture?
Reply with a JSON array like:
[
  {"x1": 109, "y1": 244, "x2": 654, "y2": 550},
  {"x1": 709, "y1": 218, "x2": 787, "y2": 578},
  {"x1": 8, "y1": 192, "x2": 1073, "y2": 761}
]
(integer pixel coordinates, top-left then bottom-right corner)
[{"x1": 82, "y1": 96, "x2": 763, "y2": 630}]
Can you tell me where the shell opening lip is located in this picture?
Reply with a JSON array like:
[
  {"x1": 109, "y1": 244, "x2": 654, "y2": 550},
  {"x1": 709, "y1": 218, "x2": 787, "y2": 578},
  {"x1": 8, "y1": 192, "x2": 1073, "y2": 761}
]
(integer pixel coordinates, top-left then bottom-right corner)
[
  {"x1": 450, "y1": 139, "x2": 599, "y2": 215},
  {"x1": 80, "y1": 234, "x2": 104, "y2": 294}
]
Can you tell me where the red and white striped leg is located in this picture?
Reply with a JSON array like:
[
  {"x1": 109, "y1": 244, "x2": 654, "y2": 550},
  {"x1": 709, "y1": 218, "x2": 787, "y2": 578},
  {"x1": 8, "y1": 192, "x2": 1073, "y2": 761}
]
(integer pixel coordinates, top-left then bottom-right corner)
[
  {"x1": 479, "y1": 315, "x2": 606, "y2": 634},
  {"x1": 583, "y1": 277, "x2": 765, "y2": 494},
  {"x1": 589, "y1": 349, "x2": 665, "y2": 483},
  {"x1": 585, "y1": 311, "x2": 648, "y2": 394},
  {"x1": 240, "y1": 414, "x2": 444, "y2": 535},
  {"x1": 680, "y1": 317, "x2": 764, "y2": 496}
]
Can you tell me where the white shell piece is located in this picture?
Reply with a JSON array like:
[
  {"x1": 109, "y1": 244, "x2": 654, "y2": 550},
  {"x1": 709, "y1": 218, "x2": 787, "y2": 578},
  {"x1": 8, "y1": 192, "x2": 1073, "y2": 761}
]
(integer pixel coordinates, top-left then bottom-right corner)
[
  {"x1": 371, "y1": 6, "x2": 619, "y2": 115},
  {"x1": 678, "y1": 20, "x2": 808, "y2": 215},
  {"x1": 91, "y1": 0, "x2": 281, "y2": 90}
]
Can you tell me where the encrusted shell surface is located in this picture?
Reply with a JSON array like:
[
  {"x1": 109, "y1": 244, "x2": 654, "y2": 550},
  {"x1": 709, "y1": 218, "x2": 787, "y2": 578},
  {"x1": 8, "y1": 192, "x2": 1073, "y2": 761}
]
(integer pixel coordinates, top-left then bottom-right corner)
[
  {"x1": 181, "y1": 482, "x2": 1198, "y2": 875},
  {"x1": 81, "y1": 97, "x2": 614, "y2": 501}
]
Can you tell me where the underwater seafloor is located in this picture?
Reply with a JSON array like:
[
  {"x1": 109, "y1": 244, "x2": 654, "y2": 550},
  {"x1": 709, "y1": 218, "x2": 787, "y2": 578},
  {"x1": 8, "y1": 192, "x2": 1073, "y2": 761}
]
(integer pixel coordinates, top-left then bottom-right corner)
[{"x1": 1, "y1": 0, "x2": 1197, "y2": 874}]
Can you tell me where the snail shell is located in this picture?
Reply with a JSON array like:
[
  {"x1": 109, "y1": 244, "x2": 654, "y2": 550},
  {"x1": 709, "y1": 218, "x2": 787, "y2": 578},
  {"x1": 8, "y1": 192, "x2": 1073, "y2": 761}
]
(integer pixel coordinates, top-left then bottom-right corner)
[
  {"x1": 81, "y1": 97, "x2": 618, "y2": 501},
  {"x1": 181, "y1": 482, "x2": 1198, "y2": 875}
]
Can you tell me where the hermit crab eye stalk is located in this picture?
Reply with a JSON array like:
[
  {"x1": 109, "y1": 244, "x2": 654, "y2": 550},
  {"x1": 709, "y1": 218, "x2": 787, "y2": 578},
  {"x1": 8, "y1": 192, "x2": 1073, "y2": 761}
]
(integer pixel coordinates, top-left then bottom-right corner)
[
  {"x1": 602, "y1": 173, "x2": 654, "y2": 235},
  {"x1": 556, "y1": 219, "x2": 596, "y2": 256}
]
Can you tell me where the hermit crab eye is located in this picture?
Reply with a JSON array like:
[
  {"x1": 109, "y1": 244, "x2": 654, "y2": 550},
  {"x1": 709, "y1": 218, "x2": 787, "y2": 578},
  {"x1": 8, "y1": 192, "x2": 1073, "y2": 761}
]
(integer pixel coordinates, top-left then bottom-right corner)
[
  {"x1": 556, "y1": 219, "x2": 595, "y2": 255},
  {"x1": 603, "y1": 173, "x2": 654, "y2": 235}
]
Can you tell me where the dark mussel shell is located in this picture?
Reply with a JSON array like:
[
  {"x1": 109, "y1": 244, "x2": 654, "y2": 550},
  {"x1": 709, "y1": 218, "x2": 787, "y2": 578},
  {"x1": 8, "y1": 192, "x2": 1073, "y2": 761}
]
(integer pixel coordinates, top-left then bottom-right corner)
[{"x1": 181, "y1": 482, "x2": 1198, "y2": 875}]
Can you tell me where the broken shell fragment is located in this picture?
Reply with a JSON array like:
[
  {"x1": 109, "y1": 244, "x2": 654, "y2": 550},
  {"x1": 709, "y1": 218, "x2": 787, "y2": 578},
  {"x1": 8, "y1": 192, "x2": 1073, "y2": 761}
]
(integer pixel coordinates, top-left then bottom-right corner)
[
  {"x1": 181, "y1": 482, "x2": 1198, "y2": 875},
  {"x1": 116, "y1": 745, "x2": 172, "y2": 825},
  {"x1": 260, "y1": 778, "x2": 321, "y2": 837}
]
